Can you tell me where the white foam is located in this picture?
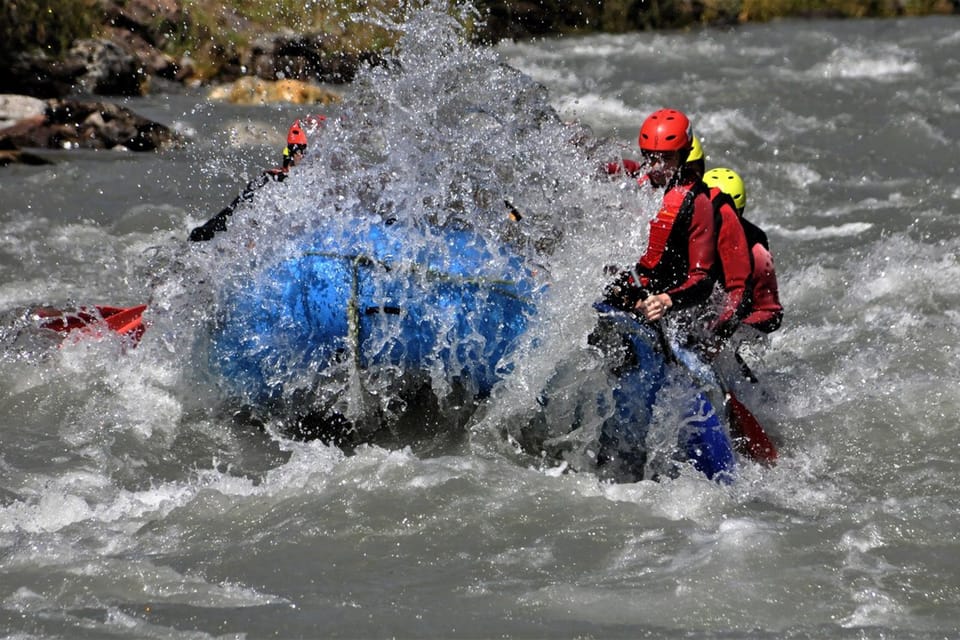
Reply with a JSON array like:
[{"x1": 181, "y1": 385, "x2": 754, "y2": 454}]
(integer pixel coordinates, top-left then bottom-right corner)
[
  {"x1": 809, "y1": 46, "x2": 920, "y2": 80},
  {"x1": 2, "y1": 493, "x2": 93, "y2": 533},
  {"x1": 769, "y1": 222, "x2": 873, "y2": 240},
  {"x1": 552, "y1": 92, "x2": 644, "y2": 124}
]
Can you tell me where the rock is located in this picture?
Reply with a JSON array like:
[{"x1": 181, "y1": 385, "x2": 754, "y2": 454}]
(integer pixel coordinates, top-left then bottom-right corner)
[
  {"x1": 0, "y1": 38, "x2": 149, "y2": 98},
  {"x1": 0, "y1": 149, "x2": 54, "y2": 166},
  {"x1": 243, "y1": 32, "x2": 381, "y2": 84},
  {"x1": 0, "y1": 95, "x2": 46, "y2": 129},
  {"x1": 0, "y1": 51, "x2": 87, "y2": 99},
  {"x1": 0, "y1": 99, "x2": 181, "y2": 152},
  {"x1": 207, "y1": 77, "x2": 341, "y2": 106},
  {"x1": 0, "y1": 134, "x2": 52, "y2": 165},
  {"x1": 67, "y1": 38, "x2": 148, "y2": 96},
  {"x1": 100, "y1": 0, "x2": 183, "y2": 50},
  {"x1": 100, "y1": 0, "x2": 187, "y2": 82}
]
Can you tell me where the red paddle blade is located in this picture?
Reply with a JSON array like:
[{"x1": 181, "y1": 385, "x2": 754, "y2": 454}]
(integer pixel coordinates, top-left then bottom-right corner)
[
  {"x1": 36, "y1": 304, "x2": 148, "y2": 344},
  {"x1": 98, "y1": 304, "x2": 148, "y2": 342},
  {"x1": 727, "y1": 392, "x2": 778, "y2": 465}
]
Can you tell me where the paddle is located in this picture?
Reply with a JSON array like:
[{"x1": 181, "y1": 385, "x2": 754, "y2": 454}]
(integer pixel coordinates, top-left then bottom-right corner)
[
  {"x1": 622, "y1": 279, "x2": 777, "y2": 465},
  {"x1": 189, "y1": 170, "x2": 283, "y2": 242},
  {"x1": 725, "y1": 386, "x2": 777, "y2": 464},
  {"x1": 36, "y1": 304, "x2": 148, "y2": 344}
]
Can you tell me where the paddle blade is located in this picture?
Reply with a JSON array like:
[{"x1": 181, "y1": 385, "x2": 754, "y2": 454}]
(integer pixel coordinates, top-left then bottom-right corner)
[
  {"x1": 98, "y1": 304, "x2": 148, "y2": 342},
  {"x1": 36, "y1": 304, "x2": 148, "y2": 345},
  {"x1": 727, "y1": 392, "x2": 778, "y2": 465}
]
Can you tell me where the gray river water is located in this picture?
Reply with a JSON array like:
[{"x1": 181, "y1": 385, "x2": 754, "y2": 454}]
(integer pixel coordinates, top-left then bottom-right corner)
[{"x1": 1, "y1": 8, "x2": 959, "y2": 639}]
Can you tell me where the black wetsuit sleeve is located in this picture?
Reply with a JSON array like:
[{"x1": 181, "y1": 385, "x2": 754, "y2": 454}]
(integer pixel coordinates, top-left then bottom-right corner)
[{"x1": 187, "y1": 173, "x2": 272, "y2": 242}]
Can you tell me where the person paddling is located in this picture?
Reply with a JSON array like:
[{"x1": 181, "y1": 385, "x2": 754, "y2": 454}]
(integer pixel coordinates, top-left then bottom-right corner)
[
  {"x1": 188, "y1": 117, "x2": 321, "y2": 242},
  {"x1": 703, "y1": 167, "x2": 783, "y2": 336},
  {"x1": 680, "y1": 138, "x2": 753, "y2": 350},
  {"x1": 702, "y1": 167, "x2": 783, "y2": 386},
  {"x1": 605, "y1": 109, "x2": 717, "y2": 334}
]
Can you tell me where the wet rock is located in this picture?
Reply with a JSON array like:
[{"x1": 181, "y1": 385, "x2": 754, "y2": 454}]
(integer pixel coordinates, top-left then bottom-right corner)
[
  {"x1": 0, "y1": 132, "x2": 53, "y2": 166},
  {"x1": 207, "y1": 77, "x2": 341, "y2": 106},
  {"x1": 0, "y1": 51, "x2": 87, "y2": 100},
  {"x1": 67, "y1": 38, "x2": 148, "y2": 97},
  {"x1": 0, "y1": 95, "x2": 46, "y2": 129},
  {"x1": 0, "y1": 99, "x2": 181, "y2": 152},
  {"x1": 100, "y1": 0, "x2": 183, "y2": 50},
  {"x1": 0, "y1": 38, "x2": 149, "y2": 99},
  {"x1": 0, "y1": 147, "x2": 53, "y2": 167},
  {"x1": 100, "y1": 0, "x2": 187, "y2": 82},
  {"x1": 243, "y1": 32, "x2": 383, "y2": 84}
]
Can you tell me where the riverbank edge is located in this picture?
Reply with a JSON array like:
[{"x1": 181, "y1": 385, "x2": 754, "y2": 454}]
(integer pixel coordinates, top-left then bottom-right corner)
[{"x1": 2, "y1": 0, "x2": 958, "y2": 99}]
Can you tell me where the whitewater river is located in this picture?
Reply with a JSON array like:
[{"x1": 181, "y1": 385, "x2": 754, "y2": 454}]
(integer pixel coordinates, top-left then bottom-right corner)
[{"x1": 1, "y1": 8, "x2": 958, "y2": 638}]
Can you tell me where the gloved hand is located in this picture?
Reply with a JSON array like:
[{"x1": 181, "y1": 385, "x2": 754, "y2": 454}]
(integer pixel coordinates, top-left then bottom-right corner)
[{"x1": 603, "y1": 269, "x2": 642, "y2": 311}]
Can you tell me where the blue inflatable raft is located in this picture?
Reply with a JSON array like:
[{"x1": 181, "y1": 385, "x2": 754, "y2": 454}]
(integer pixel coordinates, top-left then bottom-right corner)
[
  {"x1": 590, "y1": 302, "x2": 735, "y2": 482},
  {"x1": 208, "y1": 218, "x2": 735, "y2": 482}
]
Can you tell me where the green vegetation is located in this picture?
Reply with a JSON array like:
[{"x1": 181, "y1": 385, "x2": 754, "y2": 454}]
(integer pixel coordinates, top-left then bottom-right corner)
[
  {"x1": 165, "y1": 0, "x2": 429, "y2": 79},
  {"x1": 2, "y1": 0, "x2": 956, "y2": 81},
  {"x1": 0, "y1": 0, "x2": 98, "y2": 62}
]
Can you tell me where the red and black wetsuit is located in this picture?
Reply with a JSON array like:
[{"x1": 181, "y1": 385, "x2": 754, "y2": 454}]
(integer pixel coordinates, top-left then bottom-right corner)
[
  {"x1": 189, "y1": 166, "x2": 289, "y2": 242},
  {"x1": 707, "y1": 187, "x2": 753, "y2": 339},
  {"x1": 741, "y1": 219, "x2": 783, "y2": 333},
  {"x1": 633, "y1": 178, "x2": 716, "y2": 310}
]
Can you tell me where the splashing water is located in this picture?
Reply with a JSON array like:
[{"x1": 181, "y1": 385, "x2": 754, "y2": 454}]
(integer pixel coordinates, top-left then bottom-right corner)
[{"x1": 124, "y1": 2, "x2": 678, "y2": 476}]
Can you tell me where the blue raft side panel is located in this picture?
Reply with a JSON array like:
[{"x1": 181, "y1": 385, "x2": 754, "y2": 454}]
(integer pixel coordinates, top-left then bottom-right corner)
[
  {"x1": 594, "y1": 303, "x2": 736, "y2": 482},
  {"x1": 211, "y1": 222, "x2": 538, "y2": 403}
]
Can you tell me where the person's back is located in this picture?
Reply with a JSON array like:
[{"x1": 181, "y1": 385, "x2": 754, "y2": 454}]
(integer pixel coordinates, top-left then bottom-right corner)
[
  {"x1": 740, "y1": 217, "x2": 783, "y2": 333},
  {"x1": 704, "y1": 184, "x2": 753, "y2": 341},
  {"x1": 702, "y1": 167, "x2": 783, "y2": 335}
]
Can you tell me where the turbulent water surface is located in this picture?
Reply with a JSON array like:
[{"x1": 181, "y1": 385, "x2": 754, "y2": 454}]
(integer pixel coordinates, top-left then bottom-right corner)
[{"x1": 1, "y1": 6, "x2": 959, "y2": 638}]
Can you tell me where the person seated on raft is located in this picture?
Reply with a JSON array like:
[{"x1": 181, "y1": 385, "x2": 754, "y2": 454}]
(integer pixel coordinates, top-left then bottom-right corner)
[
  {"x1": 603, "y1": 108, "x2": 717, "y2": 341},
  {"x1": 701, "y1": 167, "x2": 784, "y2": 381},
  {"x1": 681, "y1": 137, "x2": 753, "y2": 359}
]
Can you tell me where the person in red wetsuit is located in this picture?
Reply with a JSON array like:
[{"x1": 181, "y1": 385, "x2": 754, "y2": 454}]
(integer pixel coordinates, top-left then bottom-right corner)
[
  {"x1": 682, "y1": 139, "x2": 753, "y2": 343},
  {"x1": 612, "y1": 109, "x2": 717, "y2": 325},
  {"x1": 702, "y1": 167, "x2": 783, "y2": 336},
  {"x1": 189, "y1": 116, "x2": 321, "y2": 242}
]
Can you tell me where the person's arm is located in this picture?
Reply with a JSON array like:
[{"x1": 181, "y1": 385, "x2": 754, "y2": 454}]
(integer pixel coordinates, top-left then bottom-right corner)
[
  {"x1": 188, "y1": 172, "x2": 274, "y2": 242},
  {"x1": 743, "y1": 243, "x2": 783, "y2": 332},
  {"x1": 709, "y1": 204, "x2": 752, "y2": 338}
]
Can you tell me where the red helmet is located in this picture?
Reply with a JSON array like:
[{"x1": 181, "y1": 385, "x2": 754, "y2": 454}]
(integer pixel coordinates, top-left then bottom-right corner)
[
  {"x1": 287, "y1": 120, "x2": 308, "y2": 147},
  {"x1": 638, "y1": 109, "x2": 692, "y2": 153}
]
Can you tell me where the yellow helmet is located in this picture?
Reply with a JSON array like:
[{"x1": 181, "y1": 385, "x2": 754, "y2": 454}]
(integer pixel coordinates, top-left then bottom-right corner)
[
  {"x1": 686, "y1": 135, "x2": 703, "y2": 163},
  {"x1": 703, "y1": 167, "x2": 746, "y2": 213}
]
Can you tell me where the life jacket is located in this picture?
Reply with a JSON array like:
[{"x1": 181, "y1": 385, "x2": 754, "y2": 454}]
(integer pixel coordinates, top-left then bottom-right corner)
[
  {"x1": 706, "y1": 186, "x2": 754, "y2": 286},
  {"x1": 635, "y1": 180, "x2": 710, "y2": 294},
  {"x1": 740, "y1": 217, "x2": 769, "y2": 252}
]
